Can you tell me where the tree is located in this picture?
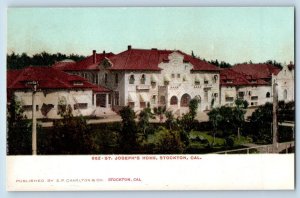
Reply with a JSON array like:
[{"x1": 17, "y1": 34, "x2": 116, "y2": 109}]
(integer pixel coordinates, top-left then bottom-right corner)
[
  {"x1": 153, "y1": 127, "x2": 185, "y2": 154},
  {"x1": 207, "y1": 107, "x2": 223, "y2": 145},
  {"x1": 119, "y1": 106, "x2": 138, "y2": 153},
  {"x1": 138, "y1": 103, "x2": 155, "y2": 139},
  {"x1": 7, "y1": 97, "x2": 32, "y2": 155},
  {"x1": 232, "y1": 99, "x2": 246, "y2": 140},
  {"x1": 153, "y1": 106, "x2": 166, "y2": 122},
  {"x1": 247, "y1": 103, "x2": 273, "y2": 144},
  {"x1": 189, "y1": 98, "x2": 198, "y2": 120},
  {"x1": 47, "y1": 105, "x2": 92, "y2": 154},
  {"x1": 165, "y1": 111, "x2": 177, "y2": 130}
]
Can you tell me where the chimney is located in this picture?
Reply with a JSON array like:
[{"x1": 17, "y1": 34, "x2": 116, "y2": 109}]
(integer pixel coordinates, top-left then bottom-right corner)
[
  {"x1": 103, "y1": 50, "x2": 106, "y2": 56},
  {"x1": 92, "y1": 50, "x2": 97, "y2": 64},
  {"x1": 128, "y1": 45, "x2": 132, "y2": 50}
]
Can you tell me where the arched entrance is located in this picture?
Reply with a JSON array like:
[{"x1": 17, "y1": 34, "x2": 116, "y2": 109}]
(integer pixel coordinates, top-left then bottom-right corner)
[
  {"x1": 180, "y1": 94, "x2": 191, "y2": 107},
  {"x1": 170, "y1": 96, "x2": 178, "y2": 105}
]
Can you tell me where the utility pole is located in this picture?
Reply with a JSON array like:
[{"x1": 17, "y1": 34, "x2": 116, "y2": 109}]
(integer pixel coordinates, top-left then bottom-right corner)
[
  {"x1": 28, "y1": 81, "x2": 38, "y2": 155},
  {"x1": 272, "y1": 81, "x2": 278, "y2": 153}
]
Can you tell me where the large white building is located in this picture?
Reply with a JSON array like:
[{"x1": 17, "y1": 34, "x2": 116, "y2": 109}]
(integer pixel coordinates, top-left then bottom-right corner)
[
  {"x1": 52, "y1": 46, "x2": 294, "y2": 115},
  {"x1": 7, "y1": 66, "x2": 111, "y2": 119},
  {"x1": 54, "y1": 46, "x2": 221, "y2": 114}
]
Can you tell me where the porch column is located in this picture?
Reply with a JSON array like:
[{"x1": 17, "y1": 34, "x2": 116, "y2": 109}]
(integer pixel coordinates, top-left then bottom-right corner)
[
  {"x1": 105, "y1": 93, "x2": 109, "y2": 108},
  {"x1": 93, "y1": 94, "x2": 96, "y2": 107}
]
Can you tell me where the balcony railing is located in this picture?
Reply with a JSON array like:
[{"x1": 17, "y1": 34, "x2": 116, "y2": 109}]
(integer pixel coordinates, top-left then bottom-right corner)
[{"x1": 136, "y1": 84, "x2": 150, "y2": 90}]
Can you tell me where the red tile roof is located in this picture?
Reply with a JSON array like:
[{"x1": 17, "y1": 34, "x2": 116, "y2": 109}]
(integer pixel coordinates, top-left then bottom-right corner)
[
  {"x1": 107, "y1": 48, "x2": 220, "y2": 71},
  {"x1": 220, "y1": 68, "x2": 269, "y2": 86},
  {"x1": 231, "y1": 63, "x2": 280, "y2": 79},
  {"x1": 53, "y1": 53, "x2": 114, "y2": 71},
  {"x1": 7, "y1": 66, "x2": 110, "y2": 92}
]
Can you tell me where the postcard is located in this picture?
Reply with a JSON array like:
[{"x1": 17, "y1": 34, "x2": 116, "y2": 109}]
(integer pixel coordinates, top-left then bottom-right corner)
[{"x1": 6, "y1": 7, "x2": 295, "y2": 191}]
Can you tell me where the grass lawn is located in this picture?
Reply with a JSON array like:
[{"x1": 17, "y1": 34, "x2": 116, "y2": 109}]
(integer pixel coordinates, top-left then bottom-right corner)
[{"x1": 189, "y1": 131, "x2": 225, "y2": 146}]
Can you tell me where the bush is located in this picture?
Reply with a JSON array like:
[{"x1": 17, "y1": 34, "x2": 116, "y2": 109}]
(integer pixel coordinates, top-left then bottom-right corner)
[
  {"x1": 225, "y1": 135, "x2": 235, "y2": 147},
  {"x1": 152, "y1": 127, "x2": 185, "y2": 154}
]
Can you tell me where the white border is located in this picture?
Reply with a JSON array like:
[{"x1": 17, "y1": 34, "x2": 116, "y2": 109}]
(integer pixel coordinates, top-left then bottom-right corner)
[{"x1": 0, "y1": 0, "x2": 298, "y2": 197}]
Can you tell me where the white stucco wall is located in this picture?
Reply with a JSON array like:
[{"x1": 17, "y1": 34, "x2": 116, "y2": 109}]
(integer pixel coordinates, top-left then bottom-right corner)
[
  {"x1": 274, "y1": 65, "x2": 294, "y2": 102},
  {"x1": 14, "y1": 89, "x2": 95, "y2": 119}
]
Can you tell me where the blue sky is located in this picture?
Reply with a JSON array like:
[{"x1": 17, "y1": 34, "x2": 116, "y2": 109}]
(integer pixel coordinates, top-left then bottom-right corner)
[{"x1": 7, "y1": 7, "x2": 294, "y2": 64}]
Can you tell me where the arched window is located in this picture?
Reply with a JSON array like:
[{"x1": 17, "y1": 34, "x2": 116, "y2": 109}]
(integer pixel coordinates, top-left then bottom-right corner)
[
  {"x1": 140, "y1": 74, "x2": 146, "y2": 84},
  {"x1": 213, "y1": 75, "x2": 218, "y2": 83},
  {"x1": 180, "y1": 94, "x2": 191, "y2": 107},
  {"x1": 170, "y1": 96, "x2": 178, "y2": 105},
  {"x1": 129, "y1": 74, "x2": 135, "y2": 84},
  {"x1": 266, "y1": 92, "x2": 270, "y2": 98},
  {"x1": 194, "y1": 95, "x2": 201, "y2": 103},
  {"x1": 283, "y1": 89, "x2": 287, "y2": 100}
]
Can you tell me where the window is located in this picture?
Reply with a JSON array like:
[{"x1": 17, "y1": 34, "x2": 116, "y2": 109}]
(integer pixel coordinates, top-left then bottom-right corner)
[
  {"x1": 128, "y1": 102, "x2": 135, "y2": 108},
  {"x1": 22, "y1": 105, "x2": 39, "y2": 111},
  {"x1": 115, "y1": 73, "x2": 118, "y2": 84},
  {"x1": 266, "y1": 92, "x2": 270, "y2": 98},
  {"x1": 251, "y1": 96, "x2": 258, "y2": 100},
  {"x1": 177, "y1": 74, "x2": 180, "y2": 78},
  {"x1": 115, "y1": 92, "x2": 119, "y2": 105},
  {"x1": 225, "y1": 97, "x2": 234, "y2": 102},
  {"x1": 151, "y1": 95, "x2": 156, "y2": 104},
  {"x1": 248, "y1": 91, "x2": 251, "y2": 96},
  {"x1": 104, "y1": 73, "x2": 108, "y2": 84},
  {"x1": 57, "y1": 104, "x2": 67, "y2": 114},
  {"x1": 140, "y1": 74, "x2": 146, "y2": 84},
  {"x1": 23, "y1": 105, "x2": 39, "y2": 111},
  {"x1": 129, "y1": 75, "x2": 135, "y2": 84},
  {"x1": 214, "y1": 93, "x2": 218, "y2": 98},
  {"x1": 171, "y1": 74, "x2": 175, "y2": 78},
  {"x1": 204, "y1": 91, "x2": 208, "y2": 102},
  {"x1": 213, "y1": 75, "x2": 218, "y2": 83},
  {"x1": 74, "y1": 103, "x2": 88, "y2": 110},
  {"x1": 283, "y1": 89, "x2": 287, "y2": 100},
  {"x1": 238, "y1": 92, "x2": 244, "y2": 99},
  {"x1": 140, "y1": 102, "x2": 146, "y2": 108},
  {"x1": 204, "y1": 80, "x2": 209, "y2": 84},
  {"x1": 73, "y1": 81, "x2": 83, "y2": 86},
  {"x1": 170, "y1": 96, "x2": 178, "y2": 105}
]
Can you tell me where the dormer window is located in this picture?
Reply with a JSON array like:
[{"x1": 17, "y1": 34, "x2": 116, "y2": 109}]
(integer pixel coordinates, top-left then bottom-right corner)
[
  {"x1": 129, "y1": 74, "x2": 135, "y2": 84},
  {"x1": 140, "y1": 74, "x2": 146, "y2": 84},
  {"x1": 225, "y1": 80, "x2": 233, "y2": 84},
  {"x1": 73, "y1": 81, "x2": 83, "y2": 86}
]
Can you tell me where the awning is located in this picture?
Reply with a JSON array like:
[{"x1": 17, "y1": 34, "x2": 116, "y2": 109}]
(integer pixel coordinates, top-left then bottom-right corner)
[
  {"x1": 164, "y1": 74, "x2": 171, "y2": 82},
  {"x1": 20, "y1": 95, "x2": 42, "y2": 105},
  {"x1": 20, "y1": 96, "x2": 32, "y2": 106},
  {"x1": 183, "y1": 74, "x2": 190, "y2": 81},
  {"x1": 139, "y1": 93, "x2": 150, "y2": 102},
  {"x1": 151, "y1": 74, "x2": 158, "y2": 83},
  {"x1": 195, "y1": 74, "x2": 200, "y2": 82},
  {"x1": 128, "y1": 92, "x2": 137, "y2": 102},
  {"x1": 73, "y1": 95, "x2": 91, "y2": 103},
  {"x1": 58, "y1": 95, "x2": 67, "y2": 104},
  {"x1": 225, "y1": 91, "x2": 236, "y2": 98}
]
